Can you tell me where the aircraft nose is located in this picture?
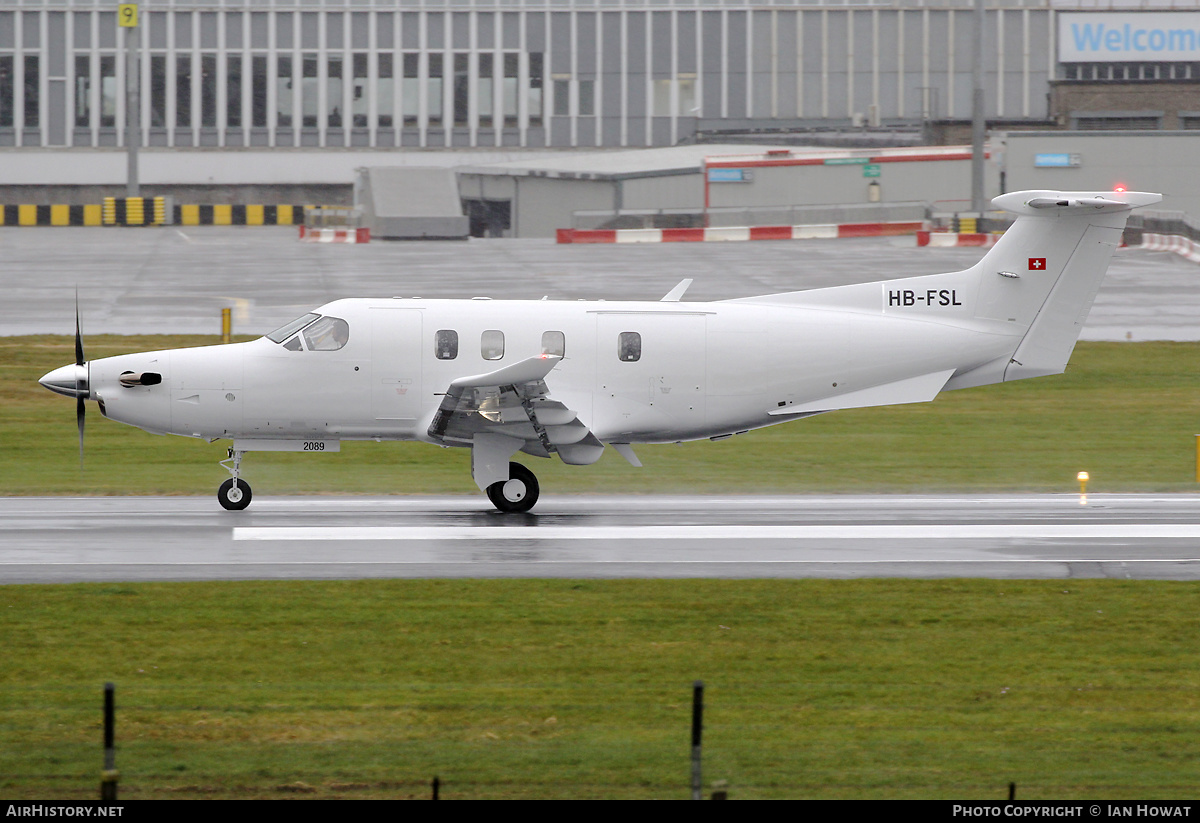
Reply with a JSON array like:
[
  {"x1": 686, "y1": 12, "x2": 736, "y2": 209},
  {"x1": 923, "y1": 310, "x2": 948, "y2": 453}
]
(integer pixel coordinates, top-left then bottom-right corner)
[{"x1": 39, "y1": 363, "x2": 88, "y2": 398}]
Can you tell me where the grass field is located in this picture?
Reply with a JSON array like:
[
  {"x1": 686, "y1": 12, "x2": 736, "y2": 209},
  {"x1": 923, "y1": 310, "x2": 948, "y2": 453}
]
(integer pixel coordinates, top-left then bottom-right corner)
[
  {"x1": 2, "y1": 579, "x2": 1199, "y2": 800},
  {"x1": 3, "y1": 335, "x2": 1199, "y2": 496},
  {"x1": 3, "y1": 336, "x2": 1199, "y2": 799}
]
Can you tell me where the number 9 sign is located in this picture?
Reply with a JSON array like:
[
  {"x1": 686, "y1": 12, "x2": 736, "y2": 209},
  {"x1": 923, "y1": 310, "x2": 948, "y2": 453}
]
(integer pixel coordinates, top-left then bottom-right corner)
[{"x1": 118, "y1": 4, "x2": 138, "y2": 28}]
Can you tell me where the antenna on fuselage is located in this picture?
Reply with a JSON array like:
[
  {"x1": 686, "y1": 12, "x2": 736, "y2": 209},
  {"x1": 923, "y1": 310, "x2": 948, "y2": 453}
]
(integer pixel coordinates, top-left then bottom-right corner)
[{"x1": 660, "y1": 279, "x2": 693, "y2": 302}]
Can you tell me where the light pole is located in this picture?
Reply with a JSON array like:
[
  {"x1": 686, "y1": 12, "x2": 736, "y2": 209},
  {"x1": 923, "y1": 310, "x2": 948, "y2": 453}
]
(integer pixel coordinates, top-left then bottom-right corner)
[
  {"x1": 970, "y1": 0, "x2": 986, "y2": 217},
  {"x1": 120, "y1": 4, "x2": 140, "y2": 198}
]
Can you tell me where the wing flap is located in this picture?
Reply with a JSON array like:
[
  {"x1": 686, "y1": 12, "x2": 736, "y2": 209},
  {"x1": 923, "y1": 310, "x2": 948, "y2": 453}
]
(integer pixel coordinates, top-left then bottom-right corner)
[
  {"x1": 428, "y1": 355, "x2": 606, "y2": 466},
  {"x1": 428, "y1": 355, "x2": 562, "y2": 444}
]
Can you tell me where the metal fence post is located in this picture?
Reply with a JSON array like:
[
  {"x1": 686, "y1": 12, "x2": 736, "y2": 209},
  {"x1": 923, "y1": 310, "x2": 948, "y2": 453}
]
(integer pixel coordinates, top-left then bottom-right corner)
[
  {"x1": 691, "y1": 680, "x2": 703, "y2": 800},
  {"x1": 101, "y1": 683, "x2": 117, "y2": 801}
]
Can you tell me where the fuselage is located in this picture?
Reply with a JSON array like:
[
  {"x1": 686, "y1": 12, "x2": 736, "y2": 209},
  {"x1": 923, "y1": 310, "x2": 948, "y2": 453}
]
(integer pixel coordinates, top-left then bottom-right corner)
[{"x1": 80, "y1": 294, "x2": 1019, "y2": 448}]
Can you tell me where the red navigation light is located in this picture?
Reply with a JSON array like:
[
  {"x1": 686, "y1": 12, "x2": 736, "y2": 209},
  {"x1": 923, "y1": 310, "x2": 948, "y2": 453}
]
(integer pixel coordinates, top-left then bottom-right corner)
[{"x1": 1113, "y1": 184, "x2": 1128, "y2": 192}]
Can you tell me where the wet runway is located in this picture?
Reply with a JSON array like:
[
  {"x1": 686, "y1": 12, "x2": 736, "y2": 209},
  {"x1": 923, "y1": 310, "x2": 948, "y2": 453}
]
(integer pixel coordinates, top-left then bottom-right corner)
[
  {"x1": 4, "y1": 494, "x2": 1200, "y2": 584},
  {"x1": 1, "y1": 226, "x2": 1197, "y2": 341}
]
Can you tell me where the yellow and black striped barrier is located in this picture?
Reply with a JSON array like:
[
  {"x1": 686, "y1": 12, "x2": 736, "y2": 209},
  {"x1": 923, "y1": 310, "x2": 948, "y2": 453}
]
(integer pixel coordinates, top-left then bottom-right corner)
[
  {"x1": 0, "y1": 203, "x2": 309, "y2": 227},
  {"x1": 103, "y1": 196, "x2": 170, "y2": 226},
  {"x1": 0, "y1": 204, "x2": 105, "y2": 226},
  {"x1": 175, "y1": 204, "x2": 304, "y2": 226}
]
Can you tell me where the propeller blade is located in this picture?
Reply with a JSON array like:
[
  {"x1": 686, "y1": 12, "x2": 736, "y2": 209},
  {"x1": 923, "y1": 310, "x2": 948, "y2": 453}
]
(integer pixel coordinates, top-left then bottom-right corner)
[
  {"x1": 77, "y1": 394, "x2": 85, "y2": 470},
  {"x1": 75, "y1": 290, "x2": 85, "y2": 367},
  {"x1": 74, "y1": 290, "x2": 86, "y2": 470}
]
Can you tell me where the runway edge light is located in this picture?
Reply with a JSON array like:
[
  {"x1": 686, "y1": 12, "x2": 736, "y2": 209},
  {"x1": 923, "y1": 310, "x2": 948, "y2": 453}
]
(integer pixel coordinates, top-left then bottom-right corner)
[{"x1": 1077, "y1": 472, "x2": 1089, "y2": 506}]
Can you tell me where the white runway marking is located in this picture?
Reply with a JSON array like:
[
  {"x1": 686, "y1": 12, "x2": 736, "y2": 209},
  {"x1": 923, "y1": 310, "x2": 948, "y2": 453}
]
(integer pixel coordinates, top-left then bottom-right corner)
[
  {"x1": 10, "y1": 559, "x2": 1200, "y2": 567},
  {"x1": 233, "y1": 524, "x2": 1200, "y2": 542}
]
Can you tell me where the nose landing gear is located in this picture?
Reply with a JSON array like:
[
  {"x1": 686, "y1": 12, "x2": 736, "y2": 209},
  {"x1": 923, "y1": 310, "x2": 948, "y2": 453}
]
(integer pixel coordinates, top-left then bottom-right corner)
[{"x1": 218, "y1": 449, "x2": 252, "y2": 511}]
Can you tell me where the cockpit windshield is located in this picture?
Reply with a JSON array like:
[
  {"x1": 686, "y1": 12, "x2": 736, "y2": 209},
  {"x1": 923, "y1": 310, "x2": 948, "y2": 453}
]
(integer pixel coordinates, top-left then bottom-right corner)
[{"x1": 266, "y1": 313, "x2": 320, "y2": 343}]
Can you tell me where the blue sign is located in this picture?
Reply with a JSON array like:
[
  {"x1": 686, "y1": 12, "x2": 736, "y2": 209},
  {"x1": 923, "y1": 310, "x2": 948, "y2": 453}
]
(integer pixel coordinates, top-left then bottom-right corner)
[
  {"x1": 1060, "y1": 12, "x2": 1200, "y2": 62},
  {"x1": 708, "y1": 168, "x2": 750, "y2": 183},
  {"x1": 1035, "y1": 153, "x2": 1081, "y2": 168}
]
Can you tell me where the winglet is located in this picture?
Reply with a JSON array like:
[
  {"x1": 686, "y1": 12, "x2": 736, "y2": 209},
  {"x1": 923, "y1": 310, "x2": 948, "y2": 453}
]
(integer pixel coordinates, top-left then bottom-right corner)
[{"x1": 660, "y1": 279, "x2": 693, "y2": 302}]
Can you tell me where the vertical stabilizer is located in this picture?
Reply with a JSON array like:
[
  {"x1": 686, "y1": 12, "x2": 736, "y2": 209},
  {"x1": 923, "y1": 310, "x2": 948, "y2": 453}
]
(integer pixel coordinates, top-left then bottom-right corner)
[{"x1": 981, "y1": 191, "x2": 1160, "y2": 381}]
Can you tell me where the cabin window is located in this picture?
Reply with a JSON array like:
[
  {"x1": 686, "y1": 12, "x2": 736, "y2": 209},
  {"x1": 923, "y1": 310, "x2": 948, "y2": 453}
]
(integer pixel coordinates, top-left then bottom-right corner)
[
  {"x1": 266, "y1": 312, "x2": 319, "y2": 343},
  {"x1": 435, "y1": 329, "x2": 459, "y2": 360},
  {"x1": 302, "y1": 316, "x2": 350, "y2": 351},
  {"x1": 481, "y1": 330, "x2": 505, "y2": 361},
  {"x1": 541, "y1": 331, "x2": 565, "y2": 357},
  {"x1": 618, "y1": 331, "x2": 641, "y2": 362}
]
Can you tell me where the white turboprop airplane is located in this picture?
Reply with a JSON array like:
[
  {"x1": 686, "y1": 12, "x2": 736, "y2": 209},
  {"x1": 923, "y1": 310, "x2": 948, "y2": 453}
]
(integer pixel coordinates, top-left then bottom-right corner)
[{"x1": 40, "y1": 189, "x2": 1159, "y2": 512}]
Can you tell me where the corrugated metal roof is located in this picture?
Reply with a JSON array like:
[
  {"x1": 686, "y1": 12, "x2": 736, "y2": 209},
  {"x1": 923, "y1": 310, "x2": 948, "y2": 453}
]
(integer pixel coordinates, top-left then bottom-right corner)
[
  {"x1": 457, "y1": 145, "x2": 797, "y2": 180},
  {"x1": 459, "y1": 144, "x2": 977, "y2": 180}
]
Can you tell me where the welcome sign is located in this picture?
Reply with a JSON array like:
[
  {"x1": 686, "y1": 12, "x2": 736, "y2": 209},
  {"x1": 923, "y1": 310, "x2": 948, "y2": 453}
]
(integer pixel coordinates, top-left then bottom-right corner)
[{"x1": 1060, "y1": 12, "x2": 1200, "y2": 63}]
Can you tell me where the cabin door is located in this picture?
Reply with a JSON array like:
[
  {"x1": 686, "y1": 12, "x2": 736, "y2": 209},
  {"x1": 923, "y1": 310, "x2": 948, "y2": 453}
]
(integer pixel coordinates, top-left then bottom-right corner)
[{"x1": 370, "y1": 308, "x2": 424, "y2": 422}]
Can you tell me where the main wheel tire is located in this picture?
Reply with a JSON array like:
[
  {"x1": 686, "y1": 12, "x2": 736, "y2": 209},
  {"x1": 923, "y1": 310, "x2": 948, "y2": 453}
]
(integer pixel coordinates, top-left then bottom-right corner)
[
  {"x1": 218, "y1": 478, "x2": 253, "y2": 511},
  {"x1": 486, "y1": 462, "x2": 539, "y2": 513}
]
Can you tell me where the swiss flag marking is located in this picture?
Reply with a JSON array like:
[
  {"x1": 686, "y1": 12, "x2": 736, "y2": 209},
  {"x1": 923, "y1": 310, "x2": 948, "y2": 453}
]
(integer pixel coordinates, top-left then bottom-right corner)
[{"x1": 1028, "y1": 257, "x2": 1046, "y2": 270}]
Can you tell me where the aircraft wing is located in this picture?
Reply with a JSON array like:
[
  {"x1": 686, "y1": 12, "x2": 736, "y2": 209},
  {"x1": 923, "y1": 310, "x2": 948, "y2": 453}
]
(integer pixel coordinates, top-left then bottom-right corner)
[{"x1": 427, "y1": 354, "x2": 605, "y2": 465}]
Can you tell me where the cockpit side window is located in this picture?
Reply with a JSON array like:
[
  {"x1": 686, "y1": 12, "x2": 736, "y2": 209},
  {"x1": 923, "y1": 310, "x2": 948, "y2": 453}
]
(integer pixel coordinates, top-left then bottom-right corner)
[
  {"x1": 266, "y1": 313, "x2": 320, "y2": 343},
  {"x1": 302, "y1": 316, "x2": 350, "y2": 351},
  {"x1": 282, "y1": 336, "x2": 303, "y2": 352}
]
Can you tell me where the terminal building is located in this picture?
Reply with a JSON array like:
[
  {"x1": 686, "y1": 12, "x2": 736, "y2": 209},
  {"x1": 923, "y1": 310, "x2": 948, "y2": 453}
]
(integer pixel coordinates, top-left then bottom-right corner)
[{"x1": 4, "y1": 0, "x2": 1198, "y2": 152}]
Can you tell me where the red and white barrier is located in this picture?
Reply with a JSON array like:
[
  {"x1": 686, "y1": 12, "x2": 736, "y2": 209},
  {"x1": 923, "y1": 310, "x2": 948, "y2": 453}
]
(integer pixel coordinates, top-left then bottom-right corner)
[
  {"x1": 556, "y1": 221, "x2": 926, "y2": 245},
  {"x1": 1135, "y1": 232, "x2": 1200, "y2": 264},
  {"x1": 915, "y1": 231, "x2": 999, "y2": 248},
  {"x1": 299, "y1": 226, "x2": 370, "y2": 244}
]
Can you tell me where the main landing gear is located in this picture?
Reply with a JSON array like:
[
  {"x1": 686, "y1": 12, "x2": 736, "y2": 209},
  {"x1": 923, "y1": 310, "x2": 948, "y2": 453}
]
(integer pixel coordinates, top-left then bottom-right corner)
[
  {"x1": 486, "y1": 462, "x2": 539, "y2": 514},
  {"x1": 218, "y1": 449, "x2": 252, "y2": 511}
]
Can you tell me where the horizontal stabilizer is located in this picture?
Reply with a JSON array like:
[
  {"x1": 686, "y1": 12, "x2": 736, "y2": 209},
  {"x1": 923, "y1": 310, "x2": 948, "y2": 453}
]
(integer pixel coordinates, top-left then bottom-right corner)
[
  {"x1": 992, "y1": 189, "x2": 1161, "y2": 216},
  {"x1": 769, "y1": 369, "x2": 955, "y2": 415}
]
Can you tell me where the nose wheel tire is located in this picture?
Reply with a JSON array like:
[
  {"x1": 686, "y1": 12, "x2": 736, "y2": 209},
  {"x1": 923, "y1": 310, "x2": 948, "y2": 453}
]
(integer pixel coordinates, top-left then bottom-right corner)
[
  {"x1": 486, "y1": 462, "x2": 539, "y2": 513},
  {"x1": 218, "y1": 478, "x2": 253, "y2": 511}
]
